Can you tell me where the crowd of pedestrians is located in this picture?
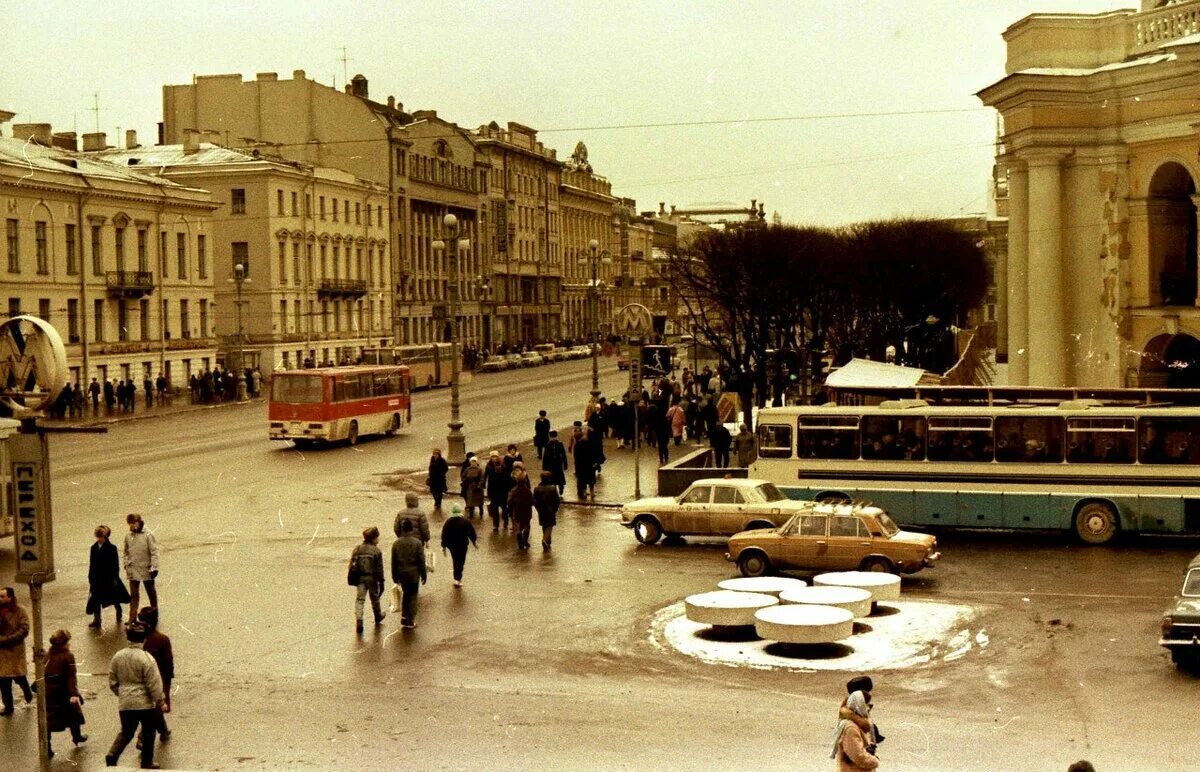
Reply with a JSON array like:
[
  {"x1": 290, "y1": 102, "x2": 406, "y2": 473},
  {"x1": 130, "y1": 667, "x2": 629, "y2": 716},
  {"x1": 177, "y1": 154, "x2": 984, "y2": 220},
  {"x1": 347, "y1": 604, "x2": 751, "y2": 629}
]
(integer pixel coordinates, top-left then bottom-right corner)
[{"x1": 47, "y1": 365, "x2": 266, "y2": 421}]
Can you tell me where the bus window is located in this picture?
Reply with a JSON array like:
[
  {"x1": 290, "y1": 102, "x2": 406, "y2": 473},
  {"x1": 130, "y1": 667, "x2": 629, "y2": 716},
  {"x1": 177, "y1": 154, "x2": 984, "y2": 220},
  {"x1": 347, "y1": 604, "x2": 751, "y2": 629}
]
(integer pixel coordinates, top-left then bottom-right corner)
[
  {"x1": 797, "y1": 416, "x2": 860, "y2": 459},
  {"x1": 272, "y1": 374, "x2": 324, "y2": 403},
  {"x1": 927, "y1": 417, "x2": 993, "y2": 462},
  {"x1": 1139, "y1": 417, "x2": 1200, "y2": 464},
  {"x1": 994, "y1": 416, "x2": 1064, "y2": 463},
  {"x1": 757, "y1": 424, "x2": 793, "y2": 458},
  {"x1": 861, "y1": 415, "x2": 926, "y2": 460},
  {"x1": 1066, "y1": 417, "x2": 1135, "y2": 463}
]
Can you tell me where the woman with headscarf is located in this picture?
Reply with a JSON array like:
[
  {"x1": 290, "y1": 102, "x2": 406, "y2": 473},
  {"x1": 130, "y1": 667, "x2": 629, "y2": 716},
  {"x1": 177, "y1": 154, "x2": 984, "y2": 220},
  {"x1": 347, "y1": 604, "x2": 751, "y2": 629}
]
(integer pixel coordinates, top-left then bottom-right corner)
[
  {"x1": 86, "y1": 525, "x2": 130, "y2": 629},
  {"x1": 459, "y1": 452, "x2": 476, "y2": 498},
  {"x1": 507, "y1": 464, "x2": 535, "y2": 550},
  {"x1": 440, "y1": 504, "x2": 478, "y2": 587},
  {"x1": 44, "y1": 629, "x2": 86, "y2": 757},
  {"x1": 831, "y1": 690, "x2": 879, "y2": 771},
  {"x1": 462, "y1": 456, "x2": 485, "y2": 519},
  {"x1": 427, "y1": 448, "x2": 449, "y2": 510}
]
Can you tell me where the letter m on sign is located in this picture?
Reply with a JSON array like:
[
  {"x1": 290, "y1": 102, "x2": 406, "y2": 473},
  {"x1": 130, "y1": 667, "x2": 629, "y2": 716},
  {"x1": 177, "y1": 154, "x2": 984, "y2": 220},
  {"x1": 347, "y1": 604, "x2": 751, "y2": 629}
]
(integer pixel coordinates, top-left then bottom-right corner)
[{"x1": 0, "y1": 321, "x2": 40, "y2": 392}]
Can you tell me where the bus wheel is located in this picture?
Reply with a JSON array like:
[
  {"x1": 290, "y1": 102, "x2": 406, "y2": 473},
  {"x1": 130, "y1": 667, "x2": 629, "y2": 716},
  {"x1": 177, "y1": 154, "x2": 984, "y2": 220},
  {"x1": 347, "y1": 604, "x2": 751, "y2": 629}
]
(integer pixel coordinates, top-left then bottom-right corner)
[
  {"x1": 347, "y1": 421, "x2": 359, "y2": 446},
  {"x1": 633, "y1": 516, "x2": 662, "y2": 545},
  {"x1": 385, "y1": 413, "x2": 400, "y2": 435},
  {"x1": 738, "y1": 550, "x2": 770, "y2": 578},
  {"x1": 1074, "y1": 502, "x2": 1118, "y2": 545},
  {"x1": 859, "y1": 556, "x2": 896, "y2": 574}
]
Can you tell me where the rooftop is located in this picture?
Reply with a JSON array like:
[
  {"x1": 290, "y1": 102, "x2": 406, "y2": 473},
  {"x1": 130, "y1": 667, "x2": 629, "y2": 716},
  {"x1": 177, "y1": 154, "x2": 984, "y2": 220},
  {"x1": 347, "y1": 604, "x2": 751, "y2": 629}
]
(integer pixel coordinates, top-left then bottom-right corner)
[{"x1": 0, "y1": 136, "x2": 187, "y2": 187}]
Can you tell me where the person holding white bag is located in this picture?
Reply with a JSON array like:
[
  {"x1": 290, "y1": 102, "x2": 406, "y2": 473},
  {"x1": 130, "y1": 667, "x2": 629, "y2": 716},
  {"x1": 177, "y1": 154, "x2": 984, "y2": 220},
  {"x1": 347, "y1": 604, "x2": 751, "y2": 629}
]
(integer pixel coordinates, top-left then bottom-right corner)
[{"x1": 390, "y1": 519, "x2": 427, "y2": 629}]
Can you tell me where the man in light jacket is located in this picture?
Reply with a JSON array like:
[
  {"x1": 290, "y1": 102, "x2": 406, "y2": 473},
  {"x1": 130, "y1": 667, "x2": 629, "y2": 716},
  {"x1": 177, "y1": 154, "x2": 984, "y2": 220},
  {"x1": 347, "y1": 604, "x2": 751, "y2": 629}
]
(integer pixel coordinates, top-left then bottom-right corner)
[
  {"x1": 123, "y1": 513, "x2": 159, "y2": 612},
  {"x1": 105, "y1": 622, "x2": 165, "y2": 769},
  {"x1": 391, "y1": 519, "x2": 427, "y2": 629},
  {"x1": 393, "y1": 493, "x2": 431, "y2": 545}
]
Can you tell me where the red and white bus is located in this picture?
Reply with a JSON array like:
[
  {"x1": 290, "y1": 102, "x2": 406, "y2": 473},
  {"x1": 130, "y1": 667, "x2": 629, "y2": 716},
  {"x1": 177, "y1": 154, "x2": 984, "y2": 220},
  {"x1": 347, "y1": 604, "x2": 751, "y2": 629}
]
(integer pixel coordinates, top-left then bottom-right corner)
[{"x1": 269, "y1": 365, "x2": 411, "y2": 446}]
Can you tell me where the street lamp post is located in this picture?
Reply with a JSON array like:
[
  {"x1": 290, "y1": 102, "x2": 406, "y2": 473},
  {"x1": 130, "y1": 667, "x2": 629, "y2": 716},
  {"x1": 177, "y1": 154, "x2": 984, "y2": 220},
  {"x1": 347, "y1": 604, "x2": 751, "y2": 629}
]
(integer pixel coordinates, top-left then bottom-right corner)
[
  {"x1": 433, "y1": 213, "x2": 470, "y2": 465},
  {"x1": 228, "y1": 262, "x2": 249, "y2": 401},
  {"x1": 582, "y1": 239, "x2": 611, "y2": 400}
]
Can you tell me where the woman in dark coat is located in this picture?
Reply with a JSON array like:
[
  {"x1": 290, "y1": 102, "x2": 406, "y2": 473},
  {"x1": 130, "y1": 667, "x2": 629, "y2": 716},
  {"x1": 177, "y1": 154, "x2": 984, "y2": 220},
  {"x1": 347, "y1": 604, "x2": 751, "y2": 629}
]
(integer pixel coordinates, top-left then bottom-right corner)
[
  {"x1": 427, "y1": 448, "x2": 450, "y2": 510},
  {"x1": 533, "y1": 471, "x2": 561, "y2": 550},
  {"x1": 507, "y1": 468, "x2": 535, "y2": 550},
  {"x1": 459, "y1": 452, "x2": 476, "y2": 498},
  {"x1": 45, "y1": 629, "x2": 86, "y2": 757},
  {"x1": 86, "y1": 525, "x2": 129, "y2": 629},
  {"x1": 462, "y1": 457, "x2": 485, "y2": 519},
  {"x1": 573, "y1": 431, "x2": 596, "y2": 500},
  {"x1": 440, "y1": 504, "x2": 478, "y2": 586}
]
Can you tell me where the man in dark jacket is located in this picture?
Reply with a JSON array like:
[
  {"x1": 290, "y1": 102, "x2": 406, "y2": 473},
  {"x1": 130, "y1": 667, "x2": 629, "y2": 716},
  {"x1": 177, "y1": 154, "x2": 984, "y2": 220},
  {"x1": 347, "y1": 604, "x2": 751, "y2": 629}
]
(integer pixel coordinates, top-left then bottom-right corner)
[
  {"x1": 573, "y1": 430, "x2": 596, "y2": 500},
  {"x1": 393, "y1": 492, "x2": 431, "y2": 545},
  {"x1": 483, "y1": 451, "x2": 512, "y2": 532},
  {"x1": 440, "y1": 505, "x2": 477, "y2": 587},
  {"x1": 348, "y1": 527, "x2": 385, "y2": 634},
  {"x1": 710, "y1": 422, "x2": 733, "y2": 468},
  {"x1": 391, "y1": 520, "x2": 427, "y2": 629},
  {"x1": 137, "y1": 607, "x2": 174, "y2": 745},
  {"x1": 103, "y1": 379, "x2": 115, "y2": 414},
  {"x1": 542, "y1": 431, "x2": 568, "y2": 494},
  {"x1": 533, "y1": 471, "x2": 561, "y2": 550},
  {"x1": 508, "y1": 470, "x2": 535, "y2": 550},
  {"x1": 533, "y1": 410, "x2": 551, "y2": 460}
]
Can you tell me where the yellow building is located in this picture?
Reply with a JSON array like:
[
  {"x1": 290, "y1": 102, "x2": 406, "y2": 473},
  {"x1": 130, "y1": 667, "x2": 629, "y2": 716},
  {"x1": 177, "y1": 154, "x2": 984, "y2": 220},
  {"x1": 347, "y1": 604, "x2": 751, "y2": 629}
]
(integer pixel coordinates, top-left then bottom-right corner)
[
  {"x1": 1, "y1": 123, "x2": 217, "y2": 390},
  {"x1": 93, "y1": 138, "x2": 391, "y2": 372},
  {"x1": 980, "y1": 0, "x2": 1200, "y2": 387},
  {"x1": 474, "y1": 121, "x2": 563, "y2": 345},
  {"x1": 560, "y1": 142, "x2": 617, "y2": 341}
]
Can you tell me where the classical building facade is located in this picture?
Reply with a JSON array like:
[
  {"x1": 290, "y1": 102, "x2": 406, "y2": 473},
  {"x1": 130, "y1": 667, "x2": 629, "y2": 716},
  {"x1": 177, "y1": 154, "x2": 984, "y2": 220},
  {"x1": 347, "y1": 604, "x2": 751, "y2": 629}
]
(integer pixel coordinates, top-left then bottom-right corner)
[
  {"x1": 92, "y1": 140, "x2": 392, "y2": 372},
  {"x1": 980, "y1": 0, "x2": 1200, "y2": 387},
  {"x1": 560, "y1": 142, "x2": 617, "y2": 341},
  {"x1": 474, "y1": 121, "x2": 563, "y2": 345},
  {"x1": 1, "y1": 123, "x2": 218, "y2": 390}
]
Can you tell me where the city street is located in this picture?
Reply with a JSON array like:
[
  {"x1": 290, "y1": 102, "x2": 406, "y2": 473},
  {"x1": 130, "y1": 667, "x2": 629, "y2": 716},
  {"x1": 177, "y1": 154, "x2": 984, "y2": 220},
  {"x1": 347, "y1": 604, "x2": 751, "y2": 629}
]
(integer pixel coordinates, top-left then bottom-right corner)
[{"x1": 0, "y1": 357, "x2": 1196, "y2": 770}]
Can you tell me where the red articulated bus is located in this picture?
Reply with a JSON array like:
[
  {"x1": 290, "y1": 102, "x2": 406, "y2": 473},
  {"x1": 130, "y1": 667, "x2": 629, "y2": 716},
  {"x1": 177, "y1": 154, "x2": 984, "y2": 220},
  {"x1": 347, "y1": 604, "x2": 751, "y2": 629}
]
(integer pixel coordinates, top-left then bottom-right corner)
[{"x1": 268, "y1": 365, "x2": 411, "y2": 446}]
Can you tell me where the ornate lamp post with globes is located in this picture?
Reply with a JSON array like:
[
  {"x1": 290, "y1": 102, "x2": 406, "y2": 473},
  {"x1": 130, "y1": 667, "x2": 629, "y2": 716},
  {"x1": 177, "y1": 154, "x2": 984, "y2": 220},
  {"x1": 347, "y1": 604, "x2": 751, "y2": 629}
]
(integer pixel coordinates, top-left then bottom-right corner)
[
  {"x1": 582, "y1": 239, "x2": 612, "y2": 399},
  {"x1": 433, "y1": 213, "x2": 470, "y2": 464}
]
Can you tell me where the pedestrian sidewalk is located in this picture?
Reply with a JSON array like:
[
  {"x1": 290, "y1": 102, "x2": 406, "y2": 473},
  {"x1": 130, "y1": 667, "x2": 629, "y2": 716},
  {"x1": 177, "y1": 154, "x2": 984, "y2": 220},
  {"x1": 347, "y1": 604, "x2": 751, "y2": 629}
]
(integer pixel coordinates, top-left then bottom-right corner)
[{"x1": 42, "y1": 394, "x2": 266, "y2": 428}]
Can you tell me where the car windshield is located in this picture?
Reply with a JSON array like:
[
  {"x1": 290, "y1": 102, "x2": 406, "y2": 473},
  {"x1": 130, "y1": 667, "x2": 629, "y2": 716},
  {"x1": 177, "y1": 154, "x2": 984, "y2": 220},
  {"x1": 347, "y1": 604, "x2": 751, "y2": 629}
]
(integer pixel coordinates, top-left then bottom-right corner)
[
  {"x1": 1184, "y1": 568, "x2": 1200, "y2": 597},
  {"x1": 755, "y1": 483, "x2": 786, "y2": 502},
  {"x1": 875, "y1": 511, "x2": 900, "y2": 538}
]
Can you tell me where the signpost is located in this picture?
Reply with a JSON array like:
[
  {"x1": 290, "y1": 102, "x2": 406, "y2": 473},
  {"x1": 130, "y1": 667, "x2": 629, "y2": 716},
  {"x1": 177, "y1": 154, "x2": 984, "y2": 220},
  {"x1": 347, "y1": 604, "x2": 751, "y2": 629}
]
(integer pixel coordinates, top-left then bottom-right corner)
[
  {"x1": 0, "y1": 315, "x2": 67, "y2": 772},
  {"x1": 616, "y1": 305, "x2": 653, "y2": 498}
]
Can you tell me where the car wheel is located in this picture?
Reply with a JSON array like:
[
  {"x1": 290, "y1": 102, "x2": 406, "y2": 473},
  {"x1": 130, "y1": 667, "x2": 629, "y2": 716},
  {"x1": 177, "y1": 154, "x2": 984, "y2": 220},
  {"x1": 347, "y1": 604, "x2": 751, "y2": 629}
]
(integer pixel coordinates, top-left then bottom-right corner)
[
  {"x1": 385, "y1": 413, "x2": 400, "y2": 435},
  {"x1": 347, "y1": 421, "x2": 359, "y2": 446},
  {"x1": 745, "y1": 520, "x2": 774, "y2": 531},
  {"x1": 859, "y1": 556, "x2": 896, "y2": 574},
  {"x1": 738, "y1": 550, "x2": 770, "y2": 578},
  {"x1": 633, "y1": 516, "x2": 662, "y2": 545},
  {"x1": 1074, "y1": 501, "x2": 1118, "y2": 545}
]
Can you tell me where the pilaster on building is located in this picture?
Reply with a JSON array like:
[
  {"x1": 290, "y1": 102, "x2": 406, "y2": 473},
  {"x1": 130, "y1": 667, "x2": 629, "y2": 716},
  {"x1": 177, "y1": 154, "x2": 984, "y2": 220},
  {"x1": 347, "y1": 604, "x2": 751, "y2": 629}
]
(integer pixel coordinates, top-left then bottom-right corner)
[{"x1": 979, "y1": 0, "x2": 1200, "y2": 387}]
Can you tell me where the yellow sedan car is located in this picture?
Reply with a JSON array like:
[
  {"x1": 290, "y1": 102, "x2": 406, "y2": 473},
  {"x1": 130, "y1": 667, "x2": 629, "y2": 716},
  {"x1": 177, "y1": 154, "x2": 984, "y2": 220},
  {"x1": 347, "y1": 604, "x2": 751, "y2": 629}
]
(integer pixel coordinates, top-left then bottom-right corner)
[{"x1": 725, "y1": 502, "x2": 940, "y2": 577}]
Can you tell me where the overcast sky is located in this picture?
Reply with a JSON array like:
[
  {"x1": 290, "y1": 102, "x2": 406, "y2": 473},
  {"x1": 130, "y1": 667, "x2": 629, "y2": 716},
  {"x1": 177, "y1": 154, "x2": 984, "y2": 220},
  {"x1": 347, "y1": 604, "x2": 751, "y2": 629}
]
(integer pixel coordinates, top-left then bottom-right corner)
[{"x1": 2, "y1": 0, "x2": 1129, "y2": 226}]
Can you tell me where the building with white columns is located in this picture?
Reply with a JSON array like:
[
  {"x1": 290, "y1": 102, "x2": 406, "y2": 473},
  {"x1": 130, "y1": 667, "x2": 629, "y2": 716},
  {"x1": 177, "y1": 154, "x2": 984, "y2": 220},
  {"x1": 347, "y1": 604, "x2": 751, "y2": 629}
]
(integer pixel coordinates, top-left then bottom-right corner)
[{"x1": 980, "y1": 0, "x2": 1200, "y2": 387}]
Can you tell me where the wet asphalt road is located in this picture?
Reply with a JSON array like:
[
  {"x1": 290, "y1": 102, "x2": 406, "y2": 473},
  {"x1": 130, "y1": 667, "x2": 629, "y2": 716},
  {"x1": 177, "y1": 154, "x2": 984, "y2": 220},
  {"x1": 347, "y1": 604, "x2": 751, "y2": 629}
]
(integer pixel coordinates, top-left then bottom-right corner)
[{"x1": 2, "y1": 357, "x2": 1199, "y2": 770}]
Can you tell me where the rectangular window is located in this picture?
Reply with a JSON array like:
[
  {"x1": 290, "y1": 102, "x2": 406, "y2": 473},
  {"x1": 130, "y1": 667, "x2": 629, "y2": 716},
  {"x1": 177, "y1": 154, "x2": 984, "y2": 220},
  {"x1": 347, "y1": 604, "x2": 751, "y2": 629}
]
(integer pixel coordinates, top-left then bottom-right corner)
[
  {"x1": 927, "y1": 417, "x2": 994, "y2": 462},
  {"x1": 7, "y1": 297, "x2": 19, "y2": 318},
  {"x1": 197, "y1": 235, "x2": 207, "y2": 279},
  {"x1": 180, "y1": 299, "x2": 190, "y2": 338},
  {"x1": 65, "y1": 224, "x2": 78, "y2": 275},
  {"x1": 35, "y1": 221, "x2": 47, "y2": 274},
  {"x1": 160, "y1": 231, "x2": 168, "y2": 278},
  {"x1": 162, "y1": 298, "x2": 170, "y2": 339},
  {"x1": 1066, "y1": 417, "x2": 1135, "y2": 464},
  {"x1": 277, "y1": 189, "x2": 284, "y2": 215},
  {"x1": 320, "y1": 196, "x2": 326, "y2": 220},
  {"x1": 332, "y1": 198, "x2": 339, "y2": 222},
  {"x1": 115, "y1": 227, "x2": 126, "y2": 272},
  {"x1": 292, "y1": 243, "x2": 301, "y2": 287},
  {"x1": 7, "y1": 219, "x2": 19, "y2": 272},
  {"x1": 67, "y1": 299, "x2": 79, "y2": 343},
  {"x1": 137, "y1": 229, "x2": 148, "y2": 272},
  {"x1": 305, "y1": 194, "x2": 311, "y2": 216},
  {"x1": 91, "y1": 225, "x2": 102, "y2": 275},
  {"x1": 199, "y1": 299, "x2": 208, "y2": 337},
  {"x1": 117, "y1": 301, "x2": 128, "y2": 341},
  {"x1": 797, "y1": 415, "x2": 861, "y2": 460},
  {"x1": 994, "y1": 416, "x2": 1064, "y2": 463},
  {"x1": 93, "y1": 299, "x2": 104, "y2": 342},
  {"x1": 332, "y1": 245, "x2": 339, "y2": 280},
  {"x1": 756, "y1": 424, "x2": 794, "y2": 459},
  {"x1": 140, "y1": 298, "x2": 149, "y2": 340},
  {"x1": 377, "y1": 205, "x2": 382, "y2": 226},
  {"x1": 355, "y1": 202, "x2": 361, "y2": 224},
  {"x1": 1138, "y1": 417, "x2": 1200, "y2": 464},
  {"x1": 232, "y1": 242, "x2": 249, "y2": 274},
  {"x1": 37, "y1": 297, "x2": 50, "y2": 322},
  {"x1": 177, "y1": 232, "x2": 187, "y2": 278},
  {"x1": 861, "y1": 415, "x2": 927, "y2": 461},
  {"x1": 355, "y1": 247, "x2": 362, "y2": 280},
  {"x1": 279, "y1": 241, "x2": 287, "y2": 284},
  {"x1": 280, "y1": 299, "x2": 288, "y2": 332},
  {"x1": 343, "y1": 200, "x2": 349, "y2": 223},
  {"x1": 396, "y1": 148, "x2": 405, "y2": 175},
  {"x1": 291, "y1": 191, "x2": 298, "y2": 216},
  {"x1": 231, "y1": 188, "x2": 246, "y2": 215}
]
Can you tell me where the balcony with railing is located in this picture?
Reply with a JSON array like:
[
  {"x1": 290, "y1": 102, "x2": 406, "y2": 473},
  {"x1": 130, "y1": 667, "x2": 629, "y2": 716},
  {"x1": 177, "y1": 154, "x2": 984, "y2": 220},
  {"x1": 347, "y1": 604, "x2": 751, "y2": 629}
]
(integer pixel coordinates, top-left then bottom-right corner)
[
  {"x1": 105, "y1": 271, "x2": 154, "y2": 298},
  {"x1": 317, "y1": 278, "x2": 367, "y2": 298}
]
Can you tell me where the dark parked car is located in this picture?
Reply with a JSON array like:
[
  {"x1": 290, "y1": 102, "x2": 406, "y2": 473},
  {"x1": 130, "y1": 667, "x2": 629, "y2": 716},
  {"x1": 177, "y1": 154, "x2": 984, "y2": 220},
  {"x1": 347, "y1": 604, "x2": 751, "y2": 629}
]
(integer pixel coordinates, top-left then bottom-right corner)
[{"x1": 1160, "y1": 552, "x2": 1200, "y2": 670}]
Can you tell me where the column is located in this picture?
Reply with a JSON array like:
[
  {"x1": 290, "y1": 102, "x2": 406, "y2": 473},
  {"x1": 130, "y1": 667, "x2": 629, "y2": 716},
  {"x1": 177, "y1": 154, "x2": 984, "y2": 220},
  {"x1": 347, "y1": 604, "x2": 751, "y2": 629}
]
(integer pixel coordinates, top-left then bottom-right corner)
[
  {"x1": 1025, "y1": 151, "x2": 1068, "y2": 386},
  {"x1": 1006, "y1": 164, "x2": 1029, "y2": 385}
]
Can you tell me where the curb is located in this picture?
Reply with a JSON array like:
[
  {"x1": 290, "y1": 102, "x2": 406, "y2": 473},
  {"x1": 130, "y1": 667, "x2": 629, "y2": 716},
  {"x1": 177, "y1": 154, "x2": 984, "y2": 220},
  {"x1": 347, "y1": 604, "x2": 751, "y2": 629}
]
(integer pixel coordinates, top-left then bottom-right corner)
[{"x1": 46, "y1": 397, "x2": 264, "y2": 429}]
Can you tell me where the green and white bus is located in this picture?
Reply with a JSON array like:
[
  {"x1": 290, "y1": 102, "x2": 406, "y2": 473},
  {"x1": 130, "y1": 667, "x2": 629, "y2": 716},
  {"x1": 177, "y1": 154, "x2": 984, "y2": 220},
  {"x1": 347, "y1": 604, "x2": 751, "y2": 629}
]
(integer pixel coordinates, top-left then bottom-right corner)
[{"x1": 749, "y1": 398, "x2": 1200, "y2": 544}]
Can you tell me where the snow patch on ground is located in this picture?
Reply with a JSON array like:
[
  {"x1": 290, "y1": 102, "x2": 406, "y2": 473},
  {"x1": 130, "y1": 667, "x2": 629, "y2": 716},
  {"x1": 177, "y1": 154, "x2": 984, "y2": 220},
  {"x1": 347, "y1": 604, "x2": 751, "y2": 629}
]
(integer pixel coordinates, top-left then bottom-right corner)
[{"x1": 650, "y1": 598, "x2": 982, "y2": 672}]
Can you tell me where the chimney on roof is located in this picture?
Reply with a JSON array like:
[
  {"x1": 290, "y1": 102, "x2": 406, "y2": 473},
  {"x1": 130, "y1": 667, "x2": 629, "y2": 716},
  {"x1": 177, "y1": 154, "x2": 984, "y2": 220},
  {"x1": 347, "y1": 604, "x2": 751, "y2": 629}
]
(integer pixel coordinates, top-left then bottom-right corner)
[
  {"x1": 658, "y1": 202, "x2": 665, "y2": 215},
  {"x1": 182, "y1": 128, "x2": 202, "y2": 154},
  {"x1": 51, "y1": 132, "x2": 77, "y2": 151},
  {"x1": 414, "y1": 109, "x2": 437, "y2": 121},
  {"x1": 13, "y1": 123, "x2": 53, "y2": 145},
  {"x1": 0, "y1": 110, "x2": 15, "y2": 131},
  {"x1": 350, "y1": 74, "x2": 368, "y2": 98},
  {"x1": 293, "y1": 69, "x2": 306, "y2": 81},
  {"x1": 257, "y1": 72, "x2": 278, "y2": 82},
  {"x1": 82, "y1": 132, "x2": 108, "y2": 152},
  {"x1": 125, "y1": 129, "x2": 139, "y2": 150},
  {"x1": 387, "y1": 96, "x2": 395, "y2": 110}
]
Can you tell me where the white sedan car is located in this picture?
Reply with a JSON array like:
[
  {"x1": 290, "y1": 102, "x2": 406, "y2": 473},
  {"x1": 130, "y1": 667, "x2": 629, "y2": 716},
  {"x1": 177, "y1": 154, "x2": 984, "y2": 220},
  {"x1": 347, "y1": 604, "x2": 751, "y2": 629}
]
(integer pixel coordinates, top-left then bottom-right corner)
[{"x1": 620, "y1": 478, "x2": 810, "y2": 544}]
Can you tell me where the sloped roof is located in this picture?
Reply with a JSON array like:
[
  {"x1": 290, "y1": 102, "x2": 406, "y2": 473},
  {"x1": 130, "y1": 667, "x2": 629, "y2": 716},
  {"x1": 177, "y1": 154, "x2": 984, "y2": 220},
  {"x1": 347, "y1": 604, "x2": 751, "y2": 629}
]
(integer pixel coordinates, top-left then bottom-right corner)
[
  {"x1": 825, "y1": 358, "x2": 940, "y2": 389},
  {"x1": 92, "y1": 143, "x2": 268, "y2": 169},
  {"x1": 0, "y1": 136, "x2": 186, "y2": 186}
]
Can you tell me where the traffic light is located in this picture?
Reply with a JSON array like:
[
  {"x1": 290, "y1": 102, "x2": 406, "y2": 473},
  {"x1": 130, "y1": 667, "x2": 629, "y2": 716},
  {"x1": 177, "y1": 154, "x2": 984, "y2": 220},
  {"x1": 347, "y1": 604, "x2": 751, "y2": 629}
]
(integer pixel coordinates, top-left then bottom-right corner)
[
  {"x1": 810, "y1": 349, "x2": 829, "y2": 383},
  {"x1": 779, "y1": 349, "x2": 800, "y2": 383}
]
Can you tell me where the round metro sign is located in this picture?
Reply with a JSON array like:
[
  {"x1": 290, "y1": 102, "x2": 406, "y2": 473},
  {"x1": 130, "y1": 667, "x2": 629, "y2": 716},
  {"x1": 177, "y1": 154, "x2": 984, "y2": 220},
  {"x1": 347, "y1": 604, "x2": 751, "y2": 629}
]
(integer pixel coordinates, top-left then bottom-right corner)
[{"x1": 0, "y1": 314, "x2": 69, "y2": 415}]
